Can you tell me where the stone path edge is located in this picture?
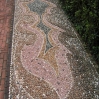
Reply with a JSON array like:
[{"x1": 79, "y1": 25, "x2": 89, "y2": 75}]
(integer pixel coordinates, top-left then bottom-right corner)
[{"x1": 0, "y1": 0, "x2": 15, "y2": 99}]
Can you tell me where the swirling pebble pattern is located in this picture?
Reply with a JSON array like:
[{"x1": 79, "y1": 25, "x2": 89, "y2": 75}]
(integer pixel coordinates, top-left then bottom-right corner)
[{"x1": 9, "y1": 0, "x2": 99, "y2": 99}]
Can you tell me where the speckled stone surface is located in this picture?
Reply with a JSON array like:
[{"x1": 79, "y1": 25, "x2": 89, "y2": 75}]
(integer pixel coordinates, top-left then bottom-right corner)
[{"x1": 9, "y1": 0, "x2": 99, "y2": 99}]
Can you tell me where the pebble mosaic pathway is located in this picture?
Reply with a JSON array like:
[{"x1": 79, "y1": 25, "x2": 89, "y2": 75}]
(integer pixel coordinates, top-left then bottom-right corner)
[{"x1": 1, "y1": 0, "x2": 99, "y2": 99}]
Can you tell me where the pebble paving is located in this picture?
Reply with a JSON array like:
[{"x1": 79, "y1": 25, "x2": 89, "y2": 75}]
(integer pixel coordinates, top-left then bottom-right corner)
[{"x1": 0, "y1": 0, "x2": 99, "y2": 99}]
